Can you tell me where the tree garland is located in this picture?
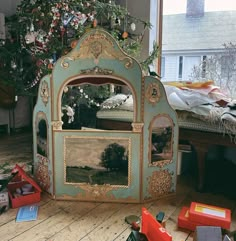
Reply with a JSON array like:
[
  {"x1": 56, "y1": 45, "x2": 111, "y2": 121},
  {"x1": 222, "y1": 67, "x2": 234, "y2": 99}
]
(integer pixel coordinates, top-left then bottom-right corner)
[{"x1": 0, "y1": 0, "x2": 159, "y2": 96}]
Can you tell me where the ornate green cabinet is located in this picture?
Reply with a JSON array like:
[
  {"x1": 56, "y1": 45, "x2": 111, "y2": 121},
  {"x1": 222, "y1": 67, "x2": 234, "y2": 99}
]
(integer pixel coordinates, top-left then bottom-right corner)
[{"x1": 33, "y1": 29, "x2": 178, "y2": 203}]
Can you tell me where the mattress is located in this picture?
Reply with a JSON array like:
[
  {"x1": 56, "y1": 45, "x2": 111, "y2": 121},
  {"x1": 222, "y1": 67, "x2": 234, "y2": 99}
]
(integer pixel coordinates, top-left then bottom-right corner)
[
  {"x1": 96, "y1": 110, "x2": 133, "y2": 122},
  {"x1": 96, "y1": 90, "x2": 236, "y2": 138}
]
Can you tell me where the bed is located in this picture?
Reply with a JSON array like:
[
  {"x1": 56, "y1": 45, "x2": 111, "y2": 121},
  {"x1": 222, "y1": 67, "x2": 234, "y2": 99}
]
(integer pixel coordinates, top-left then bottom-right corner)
[{"x1": 96, "y1": 82, "x2": 236, "y2": 191}]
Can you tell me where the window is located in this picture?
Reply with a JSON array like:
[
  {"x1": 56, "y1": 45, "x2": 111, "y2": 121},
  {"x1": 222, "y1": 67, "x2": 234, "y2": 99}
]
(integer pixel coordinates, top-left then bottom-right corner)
[
  {"x1": 162, "y1": 0, "x2": 236, "y2": 96},
  {"x1": 183, "y1": 56, "x2": 201, "y2": 80},
  {"x1": 202, "y1": 55, "x2": 207, "y2": 79},
  {"x1": 161, "y1": 57, "x2": 165, "y2": 78},
  {"x1": 178, "y1": 56, "x2": 183, "y2": 79}
]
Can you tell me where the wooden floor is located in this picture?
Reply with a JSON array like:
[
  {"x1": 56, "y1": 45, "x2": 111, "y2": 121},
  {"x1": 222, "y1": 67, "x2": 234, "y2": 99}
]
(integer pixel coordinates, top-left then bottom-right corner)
[{"x1": 0, "y1": 130, "x2": 236, "y2": 241}]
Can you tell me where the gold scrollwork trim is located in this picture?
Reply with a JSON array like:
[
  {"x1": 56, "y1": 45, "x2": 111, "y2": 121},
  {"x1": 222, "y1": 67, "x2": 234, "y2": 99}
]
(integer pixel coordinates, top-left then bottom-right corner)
[
  {"x1": 80, "y1": 66, "x2": 113, "y2": 75},
  {"x1": 61, "y1": 32, "x2": 134, "y2": 70},
  {"x1": 148, "y1": 169, "x2": 172, "y2": 197},
  {"x1": 145, "y1": 82, "x2": 161, "y2": 105},
  {"x1": 150, "y1": 159, "x2": 172, "y2": 168},
  {"x1": 132, "y1": 123, "x2": 144, "y2": 132},
  {"x1": 40, "y1": 80, "x2": 49, "y2": 106},
  {"x1": 52, "y1": 121, "x2": 63, "y2": 130},
  {"x1": 36, "y1": 153, "x2": 49, "y2": 165},
  {"x1": 119, "y1": 57, "x2": 133, "y2": 69},
  {"x1": 79, "y1": 184, "x2": 116, "y2": 199},
  {"x1": 60, "y1": 57, "x2": 75, "y2": 69}
]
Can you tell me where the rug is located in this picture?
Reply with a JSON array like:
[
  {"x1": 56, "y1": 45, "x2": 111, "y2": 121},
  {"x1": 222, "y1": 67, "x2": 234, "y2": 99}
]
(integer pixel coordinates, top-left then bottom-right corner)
[{"x1": 0, "y1": 131, "x2": 33, "y2": 175}]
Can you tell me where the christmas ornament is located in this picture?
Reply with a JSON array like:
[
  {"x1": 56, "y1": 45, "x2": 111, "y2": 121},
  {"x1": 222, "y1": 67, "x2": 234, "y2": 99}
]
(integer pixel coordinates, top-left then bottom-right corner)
[
  {"x1": 130, "y1": 22, "x2": 136, "y2": 31},
  {"x1": 25, "y1": 32, "x2": 36, "y2": 44},
  {"x1": 74, "y1": 12, "x2": 87, "y2": 25},
  {"x1": 30, "y1": 23, "x2": 35, "y2": 32},
  {"x1": 35, "y1": 30, "x2": 47, "y2": 47},
  {"x1": 115, "y1": 18, "x2": 121, "y2": 25},
  {"x1": 36, "y1": 59, "x2": 44, "y2": 67},
  {"x1": 11, "y1": 61, "x2": 17, "y2": 69},
  {"x1": 70, "y1": 40, "x2": 78, "y2": 49},
  {"x1": 48, "y1": 63, "x2": 53, "y2": 69},
  {"x1": 122, "y1": 31, "x2": 128, "y2": 39},
  {"x1": 93, "y1": 19, "x2": 97, "y2": 28},
  {"x1": 0, "y1": 40, "x2": 5, "y2": 46},
  {"x1": 62, "y1": 13, "x2": 74, "y2": 27}
]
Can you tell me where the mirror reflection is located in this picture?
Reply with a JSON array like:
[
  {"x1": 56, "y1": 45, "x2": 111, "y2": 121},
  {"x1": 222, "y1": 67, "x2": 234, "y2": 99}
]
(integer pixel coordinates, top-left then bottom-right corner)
[
  {"x1": 150, "y1": 115, "x2": 173, "y2": 165},
  {"x1": 65, "y1": 137, "x2": 130, "y2": 186},
  {"x1": 61, "y1": 82, "x2": 133, "y2": 130},
  {"x1": 36, "y1": 118, "x2": 48, "y2": 157}
]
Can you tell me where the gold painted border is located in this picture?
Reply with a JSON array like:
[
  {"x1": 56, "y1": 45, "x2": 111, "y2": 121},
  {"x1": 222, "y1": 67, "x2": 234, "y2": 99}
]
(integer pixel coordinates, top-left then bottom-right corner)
[
  {"x1": 40, "y1": 80, "x2": 50, "y2": 106},
  {"x1": 63, "y1": 135, "x2": 132, "y2": 190},
  {"x1": 56, "y1": 74, "x2": 138, "y2": 125},
  {"x1": 35, "y1": 111, "x2": 49, "y2": 158},
  {"x1": 145, "y1": 82, "x2": 161, "y2": 105},
  {"x1": 148, "y1": 113, "x2": 174, "y2": 167}
]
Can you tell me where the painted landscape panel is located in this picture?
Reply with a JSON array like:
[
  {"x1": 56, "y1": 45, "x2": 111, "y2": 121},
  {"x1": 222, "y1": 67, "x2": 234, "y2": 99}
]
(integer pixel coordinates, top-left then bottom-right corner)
[{"x1": 64, "y1": 137, "x2": 130, "y2": 186}]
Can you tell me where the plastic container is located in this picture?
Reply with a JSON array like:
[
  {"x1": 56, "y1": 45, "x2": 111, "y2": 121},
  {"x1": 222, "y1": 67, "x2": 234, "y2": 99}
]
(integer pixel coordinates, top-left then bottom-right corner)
[
  {"x1": 7, "y1": 165, "x2": 42, "y2": 208},
  {"x1": 141, "y1": 207, "x2": 172, "y2": 241},
  {"x1": 178, "y1": 206, "x2": 204, "y2": 231},
  {"x1": 189, "y1": 202, "x2": 231, "y2": 230}
]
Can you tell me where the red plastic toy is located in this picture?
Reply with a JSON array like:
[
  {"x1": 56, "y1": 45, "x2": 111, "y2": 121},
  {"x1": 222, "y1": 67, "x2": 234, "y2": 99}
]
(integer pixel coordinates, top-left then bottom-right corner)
[
  {"x1": 178, "y1": 206, "x2": 205, "y2": 231},
  {"x1": 7, "y1": 164, "x2": 42, "y2": 208},
  {"x1": 141, "y1": 207, "x2": 172, "y2": 241},
  {"x1": 189, "y1": 202, "x2": 231, "y2": 230}
]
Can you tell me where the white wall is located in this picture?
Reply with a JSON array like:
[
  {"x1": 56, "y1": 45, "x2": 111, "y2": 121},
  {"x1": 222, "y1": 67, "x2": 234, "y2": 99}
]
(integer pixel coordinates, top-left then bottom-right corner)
[{"x1": 0, "y1": 0, "x2": 21, "y2": 16}]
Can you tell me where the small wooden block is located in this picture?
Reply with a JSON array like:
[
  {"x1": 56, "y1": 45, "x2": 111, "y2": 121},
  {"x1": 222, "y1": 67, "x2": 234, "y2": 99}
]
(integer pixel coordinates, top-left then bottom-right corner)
[{"x1": 125, "y1": 215, "x2": 140, "y2": 225}]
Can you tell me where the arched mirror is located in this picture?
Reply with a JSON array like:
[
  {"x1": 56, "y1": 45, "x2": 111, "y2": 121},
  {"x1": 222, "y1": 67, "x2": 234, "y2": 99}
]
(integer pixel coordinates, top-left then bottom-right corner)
[
  {"x1": 36, "y1": 114, "x2": 48, "y2": 158},
  {"x1": 149, "y1": 114, "x2": 173, "y2": 167},
  {"x1": 61, "y1": 77, "x2": 134, "y2": 131}
]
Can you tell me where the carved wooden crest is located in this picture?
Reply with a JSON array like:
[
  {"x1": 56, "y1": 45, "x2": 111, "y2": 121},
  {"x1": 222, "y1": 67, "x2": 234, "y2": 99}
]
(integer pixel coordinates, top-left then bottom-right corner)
[{"x1": 145, "y1": 82, "x2": 161, "y2": 104}]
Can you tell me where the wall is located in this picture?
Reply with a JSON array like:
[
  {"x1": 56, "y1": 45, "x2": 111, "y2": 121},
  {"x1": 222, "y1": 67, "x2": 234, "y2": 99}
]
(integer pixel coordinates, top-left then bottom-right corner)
[
  {"x1": 117, "y1": 0, "x2": 160, "y2": 69},
  {"x1": 0, "y1": 0, "x2": 21, "y2": 16},
  {"x1": 0, "y1": 0, "x2": 32, "y2": 131}
]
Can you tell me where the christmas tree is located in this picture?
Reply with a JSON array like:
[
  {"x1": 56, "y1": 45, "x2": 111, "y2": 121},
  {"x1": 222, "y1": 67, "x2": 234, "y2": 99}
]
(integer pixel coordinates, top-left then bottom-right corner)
[{"x1": 0, "y1": 0, "x2": 158, "y2": 97}]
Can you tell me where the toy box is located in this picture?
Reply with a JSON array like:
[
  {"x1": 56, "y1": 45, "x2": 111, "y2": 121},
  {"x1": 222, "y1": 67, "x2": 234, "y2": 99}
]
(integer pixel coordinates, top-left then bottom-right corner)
[
  {"x1": 7, "y1": 164, "x2": 42, "y2": 208},
  {"x1": 178, "y1": 206, "x2": 204, "y2": 231},
  {"x1": 193, "y1": 226, "x2": 222, "y2": 241},
  {"x1": 141, "y1": 207, "x2": 172, "y2": 241},
  {"x1": 189, "y1": 202, "x2": 231, "y2": 230},
  {"x1": 0, "y1": 190, "x2": 9, "y2": 210}
]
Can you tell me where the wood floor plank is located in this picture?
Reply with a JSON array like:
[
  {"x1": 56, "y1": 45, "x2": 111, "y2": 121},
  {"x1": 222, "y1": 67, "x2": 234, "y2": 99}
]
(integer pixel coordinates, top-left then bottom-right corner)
[
  {"x1": 5, "y1": 201, "x2": 100, "y2": 241},
  {"x1": 0, "y1": 199, "x2": 72, "y2": 240},
  {"x1": 0, "y1": 194, "x2": 51, "y2": 227},
  {"x1": 80, "y1": 203, "x2": 146, "y2": 241},
  {"x1": 44, "y1": 202, "x2": 127, "y2": 241},
  {"x1": 1, "y1": 131, "x2": 236, "y2": 241}
]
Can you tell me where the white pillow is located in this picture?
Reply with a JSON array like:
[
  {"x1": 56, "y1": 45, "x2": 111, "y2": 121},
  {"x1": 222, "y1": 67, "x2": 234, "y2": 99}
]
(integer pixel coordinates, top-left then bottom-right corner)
[
  {"x1": 116, "y1": 95, "x2": 133, "y2": 111},
  {"x1": 101, "y1": 94, "x2": 130, "y2": 110}
]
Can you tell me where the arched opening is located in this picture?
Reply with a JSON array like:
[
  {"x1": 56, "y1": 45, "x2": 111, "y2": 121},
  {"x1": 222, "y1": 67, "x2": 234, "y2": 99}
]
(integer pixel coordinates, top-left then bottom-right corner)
[{"x1": 60, "y1": 76, "x2": 135, "y2": 131}]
